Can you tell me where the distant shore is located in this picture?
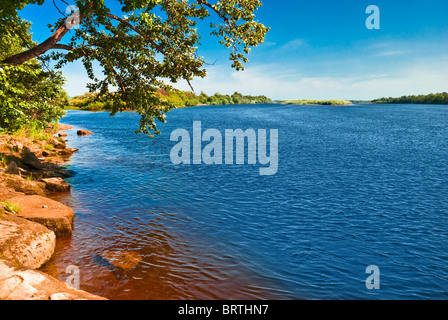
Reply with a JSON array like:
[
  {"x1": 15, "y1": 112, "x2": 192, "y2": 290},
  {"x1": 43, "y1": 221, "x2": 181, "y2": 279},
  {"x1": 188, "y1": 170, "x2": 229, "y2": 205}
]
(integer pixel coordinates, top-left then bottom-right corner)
[{"x1": 278, "y1": 99, "x2": 353, "y2": 106}]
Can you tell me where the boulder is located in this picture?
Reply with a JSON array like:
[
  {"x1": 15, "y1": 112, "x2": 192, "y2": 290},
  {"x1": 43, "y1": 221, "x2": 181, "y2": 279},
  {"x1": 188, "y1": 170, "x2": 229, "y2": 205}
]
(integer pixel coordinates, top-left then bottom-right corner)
[
  {"x1": 6, "y1": 161, "x2": 19, "y2": 174},
  {"x1": 41, "y1": 177, "x2": 71, "y2": 192},
  {"x1": 58, "y1": 132, "x2": 68, "y2": 137},
  {"x1": 58, "y1": 124, "x2": 73, "y2": 131},
  {"x1": 48, "y1": 137, "x2": 66, "y2": 149},
  {"x1": 77, "y1": 130, "x2": 92, "y2": 136},
  {"x1": 21, "y1": 147, "x2": 43, "y2": 170},
  {"x1": 8, "y1": 195, "x2": 75, "y2": 237},
  {"x1": 2, "y1": 174, "x2": 46, "y2": 196},
  {"x1": 42, "y1": 150, "x2": 58, "y2": 157},
  {"x1": 57, "y1": 147, "x2": 79, "y2": 157},
  {"x1": 10, "y1": 140, "x2": 24, "y2": 152},
  {"x1": 0, "y1": 215, "x2": 56, "y2": 269},
  {"x1": 0, "y1": 259, "x2": 106, "y2": 300}
]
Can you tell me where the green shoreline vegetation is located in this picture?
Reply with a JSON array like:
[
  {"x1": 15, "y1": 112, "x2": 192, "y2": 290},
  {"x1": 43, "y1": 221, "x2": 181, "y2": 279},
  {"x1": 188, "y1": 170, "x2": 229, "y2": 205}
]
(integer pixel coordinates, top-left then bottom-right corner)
[
  {"x1": 372, "y1": 92, "x2": 448, "y2": 105},
  {"x1": 278, "y1": 99, "x2": 352, "y2": 106},
  {"x1": 67, "y1": 90, "x2": 273, "y2": 111}
]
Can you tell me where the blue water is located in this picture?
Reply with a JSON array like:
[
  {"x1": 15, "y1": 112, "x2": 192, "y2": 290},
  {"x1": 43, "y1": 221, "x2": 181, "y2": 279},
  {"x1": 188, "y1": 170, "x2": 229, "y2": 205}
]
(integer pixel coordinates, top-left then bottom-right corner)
[{"x1": 44, "y1": 103, "x2": 448, "y2": 299}]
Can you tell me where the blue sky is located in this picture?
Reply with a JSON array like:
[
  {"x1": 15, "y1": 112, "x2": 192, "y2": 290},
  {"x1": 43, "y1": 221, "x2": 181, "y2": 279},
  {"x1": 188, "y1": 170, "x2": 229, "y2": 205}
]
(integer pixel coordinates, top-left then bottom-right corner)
[{"x1": 20, "y1": 0, "x2": 448, "y2": 100}]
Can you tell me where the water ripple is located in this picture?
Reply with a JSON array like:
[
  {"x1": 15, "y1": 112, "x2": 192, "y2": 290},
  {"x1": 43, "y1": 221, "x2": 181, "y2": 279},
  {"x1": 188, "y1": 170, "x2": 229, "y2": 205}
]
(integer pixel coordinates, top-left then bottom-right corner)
[{"x1": 42, "y1": 104, "x2": 448, "y2": 299}]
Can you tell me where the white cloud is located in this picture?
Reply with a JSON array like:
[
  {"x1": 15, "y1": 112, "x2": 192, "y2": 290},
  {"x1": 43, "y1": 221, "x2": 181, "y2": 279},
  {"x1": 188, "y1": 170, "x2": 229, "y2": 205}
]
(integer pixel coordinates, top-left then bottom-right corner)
[
  {"x1": 279, "y1": 38, "x2": 306, "y2": 50},
  {"x1": 62, "y1": 44, "x2": 448, "y2": 101},
  {"x1": 178, "y1": 58, "x2": 448, "y2": 100},
  {"x1": 375, "y1": 50, "x2": 410, "y2": 57}
]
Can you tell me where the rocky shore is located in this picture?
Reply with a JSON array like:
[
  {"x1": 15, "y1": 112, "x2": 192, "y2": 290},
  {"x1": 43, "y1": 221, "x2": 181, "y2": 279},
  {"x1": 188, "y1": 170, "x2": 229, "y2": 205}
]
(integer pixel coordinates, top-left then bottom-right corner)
[{"x1": 0, "y1": 125, "x2": 106, "y2": 300}]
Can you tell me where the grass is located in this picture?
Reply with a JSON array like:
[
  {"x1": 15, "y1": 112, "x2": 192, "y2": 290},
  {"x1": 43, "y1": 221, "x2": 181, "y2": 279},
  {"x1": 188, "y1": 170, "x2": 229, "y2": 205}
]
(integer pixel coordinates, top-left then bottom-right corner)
[
  {"x1": 11, "y1": 121, "x2": 56, "y2": 143},
  {"x1": 0, "y1": 201, "x2": 22, "y2": 214},
  {"x1": 43, "y1": 144, "x2": 54, "y2": 151}
]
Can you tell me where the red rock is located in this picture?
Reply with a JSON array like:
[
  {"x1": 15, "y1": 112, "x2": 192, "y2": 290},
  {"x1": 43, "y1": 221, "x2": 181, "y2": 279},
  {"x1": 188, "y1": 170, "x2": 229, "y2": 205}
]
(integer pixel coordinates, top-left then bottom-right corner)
[
  {"x1": 8, "y1": 195, "x2": 75, "y2": 237},
  {"x1": 77, "y1": 130, "x2": 92, "y2": 136},
  {"x1": 58, "y1": 124, "x2": 73, "y2": 131},
  {"x1": 41, "y1": 177, "x2": 71, "y2": 192}
]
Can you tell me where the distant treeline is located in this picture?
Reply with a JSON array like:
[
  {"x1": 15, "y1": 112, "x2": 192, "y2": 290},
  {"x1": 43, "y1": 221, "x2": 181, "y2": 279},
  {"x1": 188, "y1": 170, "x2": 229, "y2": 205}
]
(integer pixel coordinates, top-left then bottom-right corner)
[
  {"x1": 372, "y1": 92, "x2": 448, "y2": 105},
  {"x1": 278, "y1": 99, "x2": 352, "y2": 106},
  {"x1": 68, "y1": 90, "x2": 273, "y2": 110}
]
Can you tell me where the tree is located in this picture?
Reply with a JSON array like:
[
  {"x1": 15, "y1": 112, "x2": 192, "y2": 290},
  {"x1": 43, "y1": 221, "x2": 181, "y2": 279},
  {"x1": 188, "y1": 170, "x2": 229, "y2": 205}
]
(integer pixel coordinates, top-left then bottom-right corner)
[
  {"x1": 231, "y1": 91, "x2": 243, "y2": 104},
  {"x1": 0, "y1": 17, "x2": 67, "y2": 132},
  {"x1": 1, "y1": 0, "x2": 269, "y2": 136},
  {"x1": 372, "y1": 93, "x2": 448, "y2": 105}
]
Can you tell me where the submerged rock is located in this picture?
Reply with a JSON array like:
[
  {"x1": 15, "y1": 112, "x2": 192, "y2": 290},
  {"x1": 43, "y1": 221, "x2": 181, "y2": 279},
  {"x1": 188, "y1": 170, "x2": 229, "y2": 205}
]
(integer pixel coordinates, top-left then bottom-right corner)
[{"x1": 99, "y1": 250, "x2": 142, "y2": 272}]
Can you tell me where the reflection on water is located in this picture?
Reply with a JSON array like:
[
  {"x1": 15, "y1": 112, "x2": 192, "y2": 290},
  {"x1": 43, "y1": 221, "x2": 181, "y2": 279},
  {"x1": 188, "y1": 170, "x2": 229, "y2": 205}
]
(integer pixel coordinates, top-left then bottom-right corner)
[
  {"x1": 42, "y1": 104, "x2": 448, "y2": 299},
  {"x1": 45, "y1": 193, "x2": 290, "y2": 300}
]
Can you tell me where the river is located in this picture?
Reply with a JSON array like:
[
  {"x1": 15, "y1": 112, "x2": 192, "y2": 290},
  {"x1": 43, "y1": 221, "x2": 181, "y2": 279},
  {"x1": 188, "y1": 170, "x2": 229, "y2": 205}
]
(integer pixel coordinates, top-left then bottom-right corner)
[{"x1": 42, "y1": 103, "x2": 448, "y2": 299}]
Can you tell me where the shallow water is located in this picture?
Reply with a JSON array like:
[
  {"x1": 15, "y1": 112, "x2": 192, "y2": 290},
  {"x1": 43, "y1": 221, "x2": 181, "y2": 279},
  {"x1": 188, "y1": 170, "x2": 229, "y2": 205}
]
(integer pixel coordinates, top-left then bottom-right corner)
[{"x1": 42, "y1": 103, "x2": 448, "y2": 299}]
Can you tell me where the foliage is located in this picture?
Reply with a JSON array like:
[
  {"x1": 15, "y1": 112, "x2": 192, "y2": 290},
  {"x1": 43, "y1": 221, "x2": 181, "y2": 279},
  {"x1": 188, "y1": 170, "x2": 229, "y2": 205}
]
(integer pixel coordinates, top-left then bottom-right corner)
[
  {"x1": 68, "y1": 90, "x2": 273, "y2": 109},
  {"x1": 11, "y1": 122, "x2": 54, "y2": 142},
  {"x1": 1, "y1": 0, "x2": 270, "y2": 137},
  {"x1": 0, "y1": 18, "x2": 67, "y2": 133},
  {"x1": 372, "y1": 93, "x2": 448, "y2": 105},
  {"x1": 279, "y1": 99, "x2": 352, "y2": 106},
  {"x1": 68, "y1": 92, "x2": 115, "y2": 110}
]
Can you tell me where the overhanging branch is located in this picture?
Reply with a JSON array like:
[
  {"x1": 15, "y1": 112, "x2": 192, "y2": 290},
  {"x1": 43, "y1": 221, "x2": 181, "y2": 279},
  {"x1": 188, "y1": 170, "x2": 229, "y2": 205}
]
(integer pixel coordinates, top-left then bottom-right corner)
[
  {"x1": 52, "y1": 43, "x2": 74, "y2": 51},
  {"x1": 2, "y1": 23, "x2": 71, "y2": 65}
]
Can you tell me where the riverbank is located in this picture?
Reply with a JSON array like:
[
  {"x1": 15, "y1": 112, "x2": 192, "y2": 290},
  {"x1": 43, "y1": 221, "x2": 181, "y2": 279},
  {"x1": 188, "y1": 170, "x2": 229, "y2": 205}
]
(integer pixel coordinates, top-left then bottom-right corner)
[
  {"x1": 67, "y1": 91, "x2": 273, "y2": 111},
  {"x1": 278, "y1": 99, "x2": 353, "y2": 106},
  {"x1": 0, "y1": 125, "x2": 106, "y2": 300}
]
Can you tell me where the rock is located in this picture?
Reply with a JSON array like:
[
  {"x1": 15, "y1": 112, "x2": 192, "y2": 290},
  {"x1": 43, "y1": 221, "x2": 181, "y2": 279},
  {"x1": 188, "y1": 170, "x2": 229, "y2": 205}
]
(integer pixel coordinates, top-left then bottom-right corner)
[
  {"x1": 41, "y1": 177, "x2": 71, "y2": 192},
  {"x1": 99, "y1": 250, "x2": 142, "y2": 272},
  {"x1": 57, "y1": 147, "x2": 79, "y2": 157},
  {"x1": 58, "y1": 132, "x2": 68, "y2": 137},
  {"x1": 2, "y1": 174, "x2": 46, "y2": 196},
  {"x1": 48, "y1": 137, "x2": 66, "y2": 149},
  {"x1": 0, "y1": 185, "x2": 17, "y2": 202},
  {"x1": 10, "y1": 141, "x2": 24, "y2": 152},
  {"x1": 77, "y1": 130, "x2": 92, "y2": 136},
  {"x1": 0, "y1": 259, "x2": 107, "y2": 300},
  {"x1": 58, "y1": 124, "x2": 73, "y2": 131},
  {"x1": 8, "y1": 195, "x2": 75, "y2": 237},
  {"x1": 21, "y1": 147, "x2": 43, "y2": 170},
  {"x1": 49, "y1": 293, "x2": 79, "y2": 300},
  {"x1": 42, "y1": 150, "x2": 58, "y2": 157},
  {"x1": 6, "y1": 161, "x2": 19, "y2": 174},
  {"x1": 0, "y1": 215, "x2": 56, "y2": 269}
]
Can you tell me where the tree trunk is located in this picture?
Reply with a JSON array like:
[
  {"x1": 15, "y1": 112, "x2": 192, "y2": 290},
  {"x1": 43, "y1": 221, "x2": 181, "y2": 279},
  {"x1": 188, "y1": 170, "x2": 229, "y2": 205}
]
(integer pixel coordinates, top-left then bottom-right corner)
[{"x1": 2, "y1": 23, "x2": 70, "y2": 66}]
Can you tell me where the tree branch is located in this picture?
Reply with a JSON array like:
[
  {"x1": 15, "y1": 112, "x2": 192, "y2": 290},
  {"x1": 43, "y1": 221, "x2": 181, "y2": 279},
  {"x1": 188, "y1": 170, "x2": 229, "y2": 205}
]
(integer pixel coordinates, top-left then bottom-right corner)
[
  {"x1": 196, "y1": 0, "x2": 230, "y2": 24},
  {"x1": 52, "y1": 43, "x2": 74, "y2": 51},
  {"x1": 105, "y1": 13, "x2": 166, "y2": 55},
  {"x1": 2, "y1": 23, "x2": 71, "y2": 65}
]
